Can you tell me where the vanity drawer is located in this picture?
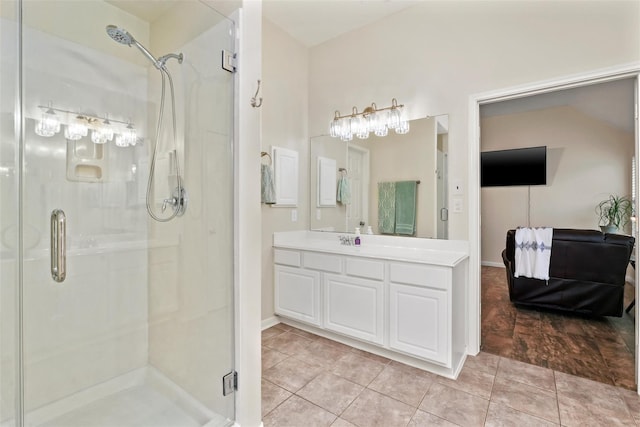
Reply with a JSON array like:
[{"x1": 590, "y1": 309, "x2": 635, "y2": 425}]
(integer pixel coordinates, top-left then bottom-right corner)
[
  {"x1": 346, "y1": 257, "x2": 384, "y2": 280},
  {"x1": 304, "y1": 252, "x2": 342, "y2": 273},
  {"x1": 274, "y1": 249, "x2": 301, "y2": 267},
  {"x1": 389, "y1": 263, "x2": 449, "y2": 290}
]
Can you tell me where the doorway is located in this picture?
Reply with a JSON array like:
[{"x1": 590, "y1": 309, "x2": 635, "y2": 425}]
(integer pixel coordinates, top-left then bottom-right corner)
[{"x1": 469, "y1": 66, "x2": 640, "y2": 392}]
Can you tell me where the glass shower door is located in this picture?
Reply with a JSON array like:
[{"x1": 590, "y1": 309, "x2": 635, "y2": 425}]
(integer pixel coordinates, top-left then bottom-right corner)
[{"x1": 14, "y1": 1, "x2": 236, "y2": 426}]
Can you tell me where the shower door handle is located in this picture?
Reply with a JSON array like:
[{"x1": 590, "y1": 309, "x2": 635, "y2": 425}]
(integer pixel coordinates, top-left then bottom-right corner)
[{"x1": 50, "y1": 209, "x2": 66, "y2": 283}]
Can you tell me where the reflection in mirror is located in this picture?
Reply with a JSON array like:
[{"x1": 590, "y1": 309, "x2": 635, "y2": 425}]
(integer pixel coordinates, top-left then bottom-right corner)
[{"x1": 310, "y1": 115, "x2": 449, "y2": 238}]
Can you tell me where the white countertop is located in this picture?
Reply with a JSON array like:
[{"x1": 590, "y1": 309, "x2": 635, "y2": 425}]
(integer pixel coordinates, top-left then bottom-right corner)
[{"x1": 273, "y1": 231, "x2": 469, "y2": 267}]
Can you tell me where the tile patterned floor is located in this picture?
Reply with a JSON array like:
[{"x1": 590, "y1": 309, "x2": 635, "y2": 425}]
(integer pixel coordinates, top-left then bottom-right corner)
[
  {"x1": 262, "y1": 323, "x2": 640, "y2": 427},
  {"x1": 481, "y1": 266, "x2": 636, "y2": 390}
]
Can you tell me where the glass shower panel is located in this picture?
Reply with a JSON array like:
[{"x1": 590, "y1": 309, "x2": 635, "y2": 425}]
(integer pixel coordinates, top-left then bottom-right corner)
[
  {"x1": 1, "y1": 1, "x2": 20, "y2": 426},
  {"x1": 16, "y1": 1, "x2": 235, "y2": 426}
]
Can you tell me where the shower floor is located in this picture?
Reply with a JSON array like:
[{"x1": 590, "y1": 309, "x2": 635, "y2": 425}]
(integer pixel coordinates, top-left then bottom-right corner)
[
  {"x1": 39, "y1": 385, "x2": 202, "y2": 427},
  {"x1": 23, "y1": 368, "x2": 230, "y2": 427}
]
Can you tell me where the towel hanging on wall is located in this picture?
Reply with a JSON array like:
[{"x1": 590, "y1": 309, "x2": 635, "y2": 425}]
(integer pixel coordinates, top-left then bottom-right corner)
[
  {"x1": 394, "y1": 181, "x2": 417, "y2": 236},
  {"x1": 378, "y1": 182, "x2": 396, "y2": 234},
  {"x1": 261, "y1": 163, "x2": 276, "y2": 204},
  {"x1": 337, "y1": 175, "x2": 351, "y2": 205}
]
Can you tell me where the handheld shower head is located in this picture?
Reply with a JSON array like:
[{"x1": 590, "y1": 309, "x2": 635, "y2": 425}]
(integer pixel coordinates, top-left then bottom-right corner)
[
  {"x1": 105, "y1": 24, "x2": 162, "y2": 69},
  {"x1": 106, "y1": 25, "x2": 134, "y2": 45}
]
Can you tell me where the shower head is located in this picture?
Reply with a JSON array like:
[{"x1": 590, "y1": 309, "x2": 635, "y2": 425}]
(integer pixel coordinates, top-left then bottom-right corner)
[
  {"x1": 106, "y1": 25, "x2": 134, "y2": 46},
  {"x1": 106, "y1": 24, "x2": 162, "y2": 69}
]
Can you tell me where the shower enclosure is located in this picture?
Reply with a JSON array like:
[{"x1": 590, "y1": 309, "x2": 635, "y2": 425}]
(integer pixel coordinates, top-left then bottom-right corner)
[{"x1": 1, "y1": 1, "x2": 236, "y2": 426}]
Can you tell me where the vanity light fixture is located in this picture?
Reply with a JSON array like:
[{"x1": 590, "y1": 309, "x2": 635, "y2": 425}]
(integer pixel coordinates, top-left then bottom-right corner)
[
  {"x1": 329, "y1": 98, "x2": 409, "y2": 141},
  {"x1": 34, "y1": 104, "x2": 139, "y2": 147},
  {"x1": 116, "y1": 122, "x2": 138, "y2": 147},
  {"x1": 34, "y1": 102, "x2": 61, "y2": 137}
]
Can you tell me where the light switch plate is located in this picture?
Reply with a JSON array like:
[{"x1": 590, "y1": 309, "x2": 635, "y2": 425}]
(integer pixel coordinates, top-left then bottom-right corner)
[
  {"x1": 291, "y1": 209, "x2": 298, "y2": 222},
  {"x1": 452, "y1": 197, "x2": 463, "y2": 213}
]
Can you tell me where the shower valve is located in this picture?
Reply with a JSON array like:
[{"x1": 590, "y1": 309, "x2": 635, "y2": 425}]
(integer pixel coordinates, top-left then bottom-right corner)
[
  {"x1": 162, "y1": 197, "x2": 177, "y2": 212},
  {"x1": 161, "y1": 186, "x2": 188, "y2": 217}
]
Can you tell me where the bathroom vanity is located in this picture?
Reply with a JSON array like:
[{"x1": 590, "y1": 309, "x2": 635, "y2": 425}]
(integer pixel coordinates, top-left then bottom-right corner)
[{"x1": 272, "y1": 231, "x2": 469, "y2": 379}]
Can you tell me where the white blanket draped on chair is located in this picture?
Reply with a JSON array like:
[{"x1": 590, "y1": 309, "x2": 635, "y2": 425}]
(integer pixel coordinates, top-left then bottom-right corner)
[{"x1": 514, "y1": 227, "x2": 553, "y2": 281}]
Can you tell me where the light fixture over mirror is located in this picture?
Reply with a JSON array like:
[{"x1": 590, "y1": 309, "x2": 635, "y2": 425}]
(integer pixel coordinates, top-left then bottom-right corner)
[{"x1": 329, "y1": 98, "x2": 409, "y2": 141}]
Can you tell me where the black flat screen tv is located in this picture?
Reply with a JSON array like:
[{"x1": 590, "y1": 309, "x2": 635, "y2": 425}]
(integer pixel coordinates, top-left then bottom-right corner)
[{"x1": 481, "y1": 146, "x2": 547, "y2": 187}]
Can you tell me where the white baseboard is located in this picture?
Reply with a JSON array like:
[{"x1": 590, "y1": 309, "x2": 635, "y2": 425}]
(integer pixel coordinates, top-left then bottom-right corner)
[
  {"x1": 261, "y1": 316, "x2": 280, "y2": 330},
  {"x1": 481, "y1": 261, "x2": 504, "y2": 268}
]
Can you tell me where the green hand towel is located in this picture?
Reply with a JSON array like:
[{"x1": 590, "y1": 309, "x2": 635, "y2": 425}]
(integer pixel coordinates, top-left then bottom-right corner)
[
  {"x1": 395, "y1": 181, "x2": 417, "y2": 235},
  {"x1": 337, "y1": 176, "x2": 351, "y2": 205},
  {"x1": 378, "y1": 182, "x2": 396, "y2": 234}
]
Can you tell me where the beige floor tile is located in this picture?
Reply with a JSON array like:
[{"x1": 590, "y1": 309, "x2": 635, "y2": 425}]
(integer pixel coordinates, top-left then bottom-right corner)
[
  {"x1": 437, "y1": 363, "x2": 495, "y2": 399},
  {"x1": 555, "y1": 370, "x2": 636, "y2": 426},
  {"x1": 330, "y1": 418, "x2": 357, "y2": 427},
  {"x1": 263, "y1": 357, "x2": 324, "y2": 393},
  {"x1": 293, "y1": 339, "x2": 350, "y2": 368},
  {"x1": 408, "y1": 409, "x2": 459, "y2": 426},
  {"x1": 262, "y1": 348, "x2": 289, "y2": 371},
  {"x1": 288, "y1": 326, "x2": 321, "y2": 340},
  {"x1": 368, "y1": 362, "x2": 434, "y2": 407},
  {"x1": 263, "y1": 395, "x2": 337, "y2": 427},
  {"x1": 263, "y1": 325, "x2": 287, "y2": 341},
  {"x1": 262, "y1": 379, "x2": 292, "y2": 417},
  {"x1": 419, "y1": 383, "x2": 489, "y2": 427},
  {"x1": 617, "y1": 387, "x2": 640, "y2": 424},
  {"x1": 263, "y1": 331, "x2": 314, "y2": 356},
  {"x1": 496, "y1": 356, "x2": 556, "y2": 392},
  {"x1": 557, "y1": 393, "x2": 636, "y2": 427},
  {"x1": 297, "y1": 372, "x2": 364, "y2": 416},
  {"x1": 464, "y1": 352, "x2": 501, "y2": 376},
  {"x1": 490, "y1": 376, "x2": 559, "y2": 424},
  {"x1": 349, "y1": 347, "x2": 392, "y2": 364},
  {"x1": 331, "y1": 352, "x2": 386, "y2": 386},
  {"x1": 341, "y1": 388, "x2": 416, "y2": 427},
  {"x1": 484, "y1": 401, "x2": 559, "y2": 427}
]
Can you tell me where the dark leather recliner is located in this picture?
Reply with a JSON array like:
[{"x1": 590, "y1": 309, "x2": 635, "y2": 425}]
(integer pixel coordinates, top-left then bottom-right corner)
[{"x1": 502, "y1": 229, "x2": 635, "y2": 317}]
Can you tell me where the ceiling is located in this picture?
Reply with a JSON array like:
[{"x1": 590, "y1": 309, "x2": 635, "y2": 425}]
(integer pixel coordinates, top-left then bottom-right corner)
[
  {"x1": 480, "y1": 78, "x2": 636, "y2": 134},
  {"x1": 262, "y1": 0, "x2": 421, "y2": 47},
  {"x1": 105, "y1": 1, "x2": 635, "y2": 134}
]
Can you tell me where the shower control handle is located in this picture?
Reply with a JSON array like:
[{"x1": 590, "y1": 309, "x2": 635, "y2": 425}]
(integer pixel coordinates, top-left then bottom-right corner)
[
  {"x1": 162, "y1": 197, "x2": 176, "y2": 212},
  {"x1": 50, "y1": 209, "x2": 66, "y2": 283}
]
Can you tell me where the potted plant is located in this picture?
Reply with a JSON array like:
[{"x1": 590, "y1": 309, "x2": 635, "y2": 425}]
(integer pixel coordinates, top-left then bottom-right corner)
[{"x1": 596, "y1": 194, "x2": 633, "y2": 234}]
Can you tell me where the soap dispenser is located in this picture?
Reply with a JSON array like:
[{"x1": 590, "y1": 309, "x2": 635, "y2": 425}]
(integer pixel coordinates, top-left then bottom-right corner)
[{"x1": 355, "y1": 227, "x2": 361, "y2": 247}]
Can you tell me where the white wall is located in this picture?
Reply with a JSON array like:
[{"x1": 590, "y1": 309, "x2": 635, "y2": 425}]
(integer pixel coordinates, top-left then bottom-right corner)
[
  {"x1": 481, "y1": 106, "x2": 634, "y2": 265},
  {"x1": 261, "y1": 18, "x2": 309, "y2": 323},
  {"x1": 308, "y1": 0, "x2": 640, "y2": 242},
  {"x1": 261, "y1": 0, "x2": 640, "y2": 326}
]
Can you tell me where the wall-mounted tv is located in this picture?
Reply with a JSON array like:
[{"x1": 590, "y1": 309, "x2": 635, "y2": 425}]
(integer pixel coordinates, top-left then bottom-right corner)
[{"x1": 481, "y1": 146, "x2": 547, "y2": 187}]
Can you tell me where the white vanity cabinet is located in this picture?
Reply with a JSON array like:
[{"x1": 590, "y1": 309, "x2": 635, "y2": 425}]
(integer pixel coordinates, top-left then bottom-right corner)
[
  {"x1": 272, "y1": 231, "x2": 469, "y2": 379},
  {"x1": 274, "y1": 265, "x2": 321, "y2": 326},
  {"x1": 389, "y1": 263, "x2": 450, "y2": 365},
  {"x1": 324, "y1": 273, "x2": 384, "y2": 345}
]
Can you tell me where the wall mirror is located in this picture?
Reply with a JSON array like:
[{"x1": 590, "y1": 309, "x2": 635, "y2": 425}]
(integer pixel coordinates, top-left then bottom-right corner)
[{"x1": 309, "y1": 115, "x2": 449, "y2": 238}]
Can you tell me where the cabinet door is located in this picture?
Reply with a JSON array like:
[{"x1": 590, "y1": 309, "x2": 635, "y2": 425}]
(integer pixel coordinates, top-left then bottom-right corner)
[
  {"x1": 389, "y1": 283, "x2": 449, "y2": 365},
  {"x1": 275, "y1": 265, "x2": 321, "y2": 326},
  {"x1": 324, "y1": 274, "x2": 384, "y2": 345}
]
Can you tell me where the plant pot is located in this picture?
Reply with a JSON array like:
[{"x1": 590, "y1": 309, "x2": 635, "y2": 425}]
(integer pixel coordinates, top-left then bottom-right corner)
[{"x1": 600, "y1": 225, "x2": 618, "y2": 234}]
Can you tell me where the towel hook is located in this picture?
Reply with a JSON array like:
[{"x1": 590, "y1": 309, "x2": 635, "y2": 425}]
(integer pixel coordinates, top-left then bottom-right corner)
[
  {"x1": 251, "y1": 79, "x2": 263, "y2": 108},
  {"x1": 261, "y1": 151, "x2": 272, "y2": 165}
]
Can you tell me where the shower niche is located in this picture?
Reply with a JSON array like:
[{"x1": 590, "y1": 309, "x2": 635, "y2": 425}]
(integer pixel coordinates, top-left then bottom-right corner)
[{"x1": 66, "y1": 138, "x2": 106, "y2": 182}]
